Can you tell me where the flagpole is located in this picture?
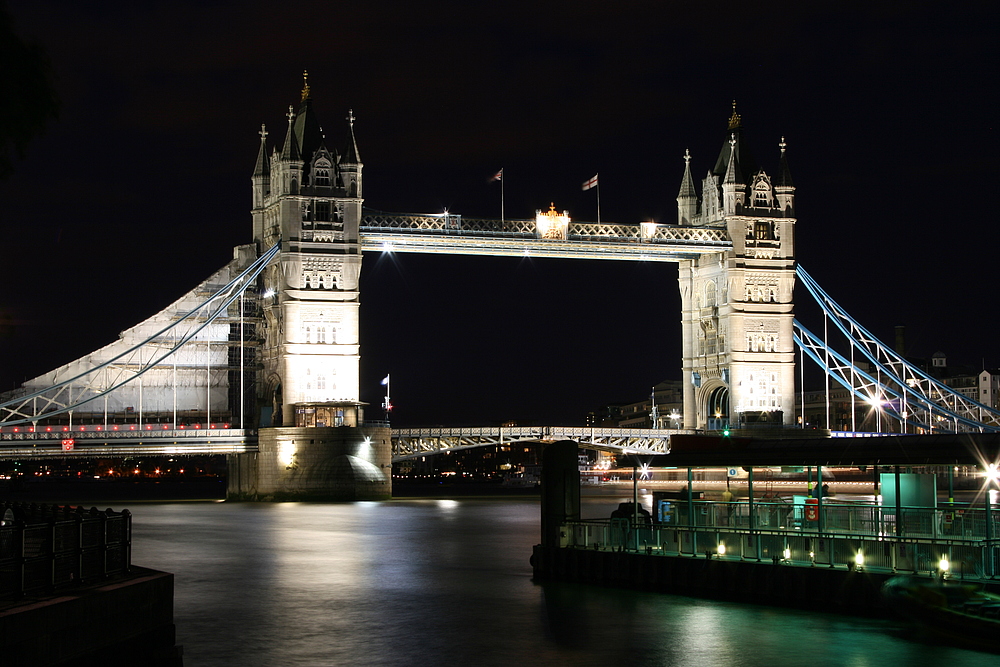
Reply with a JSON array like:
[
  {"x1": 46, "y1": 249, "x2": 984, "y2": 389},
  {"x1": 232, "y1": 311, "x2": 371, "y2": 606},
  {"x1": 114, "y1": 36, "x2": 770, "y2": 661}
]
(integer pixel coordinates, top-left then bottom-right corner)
[
  {"x1": 501, "y1": 170, "x2": 505, "y2": 222},
  {"x1": 596, "y1": 172, "x2": 601, "y2": 224}
]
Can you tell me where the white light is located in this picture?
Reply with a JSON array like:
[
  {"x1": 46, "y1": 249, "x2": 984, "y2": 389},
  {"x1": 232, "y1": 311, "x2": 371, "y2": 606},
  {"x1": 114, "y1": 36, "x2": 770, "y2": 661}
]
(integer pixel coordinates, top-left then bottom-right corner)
[
  {"x1": 939, "y1": 556, "x2": 950, "y2": 573},
  {"x1": 717, "y1": 543, "x2": 726, "y2": 556},
  {"x1": 854, "y1": 551, "x2": 864, "y2": 568},
  {"x1": 262, "y1": 288, "x2": 276, "y2": 299},
  {"x1": 381, "y1": 242, "x2": 395, "y2": 252},
  {"x1": 986, "y1": 463, "x2": 1000, "y2": 482},
  {"x1": 783, "y1": 548, "x2": 791, "y2": 560},
  {"x1": 278, "y1": 440, "x2": 296, "y2": 467}
]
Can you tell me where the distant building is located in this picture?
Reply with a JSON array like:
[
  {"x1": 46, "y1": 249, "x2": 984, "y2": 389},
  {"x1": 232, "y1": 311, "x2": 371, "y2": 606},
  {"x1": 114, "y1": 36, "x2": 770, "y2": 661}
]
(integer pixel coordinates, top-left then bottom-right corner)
[{"x1": 589, "y1": 380, "x2": 684, "y2": 429}]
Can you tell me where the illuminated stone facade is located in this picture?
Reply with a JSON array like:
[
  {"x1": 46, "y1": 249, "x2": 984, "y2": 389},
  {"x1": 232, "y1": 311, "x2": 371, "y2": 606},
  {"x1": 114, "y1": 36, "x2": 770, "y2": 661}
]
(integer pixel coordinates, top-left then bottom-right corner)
[
  {"x1": 251, "y1": 78, "x2": 364, "y2": 428},
  {"x1": 676, "y1": 107, "x2": 796, "y2": 430}
]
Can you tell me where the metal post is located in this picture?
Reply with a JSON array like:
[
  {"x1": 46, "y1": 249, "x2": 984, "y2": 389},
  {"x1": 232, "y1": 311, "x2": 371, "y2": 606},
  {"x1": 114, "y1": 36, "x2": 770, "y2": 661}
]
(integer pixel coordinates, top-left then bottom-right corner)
[
  {"x1": 206, "y1": 337, "x2": 211, "y2": 426},
  {"x1": 748, "y1": 467, "x2": 759, "y2": 560},
  {"x1": 824, "y1": 315, "x2": 830, "y2": 429},
  {"x1": 687, "y1": 466, "x2": 696, "y2": 555},
  {"x1": 240, "y1": 291, "x2": 245, "y2": 430},
  {"x1": 948, "y1": 466, "x2": 954, "y2": 505},
  {"x1": 799, "y1": 344, "x2": 805, "y2": 428},
  {"x1": 894, "y1": 466, "x2": 902, "y2": 538},
  {"x1": 817, "y1": 465, "x2": 824, "y2": 534},
  {"x1": 633, "y1": 465, "x2": 639, "y2": 552}
]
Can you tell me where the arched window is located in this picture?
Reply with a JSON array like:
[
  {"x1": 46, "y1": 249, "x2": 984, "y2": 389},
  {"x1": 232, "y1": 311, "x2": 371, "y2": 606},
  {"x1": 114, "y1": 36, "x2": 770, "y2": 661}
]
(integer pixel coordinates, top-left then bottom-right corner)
[{"x1": 704, "y1": 281, "x2": 717, "y2": 307}]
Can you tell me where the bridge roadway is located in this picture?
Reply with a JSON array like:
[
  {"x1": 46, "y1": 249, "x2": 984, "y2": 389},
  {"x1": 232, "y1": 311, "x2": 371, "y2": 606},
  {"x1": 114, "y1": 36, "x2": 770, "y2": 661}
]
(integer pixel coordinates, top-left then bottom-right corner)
[
  {"x1": 359, "y1": 213, "x2": 731, "y2": 261},
  {"x1": 0, "y1": 425, "x2": 676, "y2": 461}
]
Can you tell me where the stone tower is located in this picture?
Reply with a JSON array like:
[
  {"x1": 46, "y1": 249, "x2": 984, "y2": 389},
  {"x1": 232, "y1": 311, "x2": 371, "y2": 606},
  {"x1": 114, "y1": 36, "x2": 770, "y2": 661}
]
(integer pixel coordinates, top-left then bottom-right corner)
[
  {"x1": 676, "y1": 105, "x2": 797, "y2": 430},
  {"x1": 230, "y1": 75, "x2": 390, "y2": 500},
  {"x1": 252, "y1": 75, "x2": 364, "y2": 426}
]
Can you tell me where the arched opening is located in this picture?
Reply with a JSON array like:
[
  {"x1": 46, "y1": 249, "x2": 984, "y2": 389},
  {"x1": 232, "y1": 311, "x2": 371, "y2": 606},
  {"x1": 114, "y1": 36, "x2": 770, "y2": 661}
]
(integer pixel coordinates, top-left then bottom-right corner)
[{"x1": 706, "y1": 385, "x2": 729, "y2": 431}]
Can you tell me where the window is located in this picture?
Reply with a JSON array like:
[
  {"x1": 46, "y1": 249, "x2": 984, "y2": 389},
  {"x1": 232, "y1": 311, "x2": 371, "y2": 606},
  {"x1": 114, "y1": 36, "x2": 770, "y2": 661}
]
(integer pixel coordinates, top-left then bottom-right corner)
[{"x1": 316, "y1": 201, "x2": 331, "y2": 221}]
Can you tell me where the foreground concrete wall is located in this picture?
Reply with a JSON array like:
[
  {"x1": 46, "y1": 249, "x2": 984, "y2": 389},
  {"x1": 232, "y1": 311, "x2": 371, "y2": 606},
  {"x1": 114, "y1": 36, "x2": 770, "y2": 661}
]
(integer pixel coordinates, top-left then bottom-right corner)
[
  {"x1": 0, "y1": 567, "x2": 181, "y2": 667},
  {"x1": 228, "y1": 425, "x2": 391, "y2": 500}
]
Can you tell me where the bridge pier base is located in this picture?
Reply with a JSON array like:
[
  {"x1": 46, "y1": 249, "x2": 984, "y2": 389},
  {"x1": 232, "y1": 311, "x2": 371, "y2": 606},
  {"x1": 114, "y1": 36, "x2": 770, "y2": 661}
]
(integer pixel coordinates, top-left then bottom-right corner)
[{"x1": 227, "y1": 425, "x2": 391, "y2": 501}]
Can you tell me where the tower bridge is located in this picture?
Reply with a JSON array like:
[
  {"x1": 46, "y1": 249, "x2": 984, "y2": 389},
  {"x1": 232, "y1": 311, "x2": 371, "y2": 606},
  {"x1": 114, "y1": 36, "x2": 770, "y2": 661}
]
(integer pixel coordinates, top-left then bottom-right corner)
[{"x1": 3, "y1": 81, "x2": 998, "y2": 500}]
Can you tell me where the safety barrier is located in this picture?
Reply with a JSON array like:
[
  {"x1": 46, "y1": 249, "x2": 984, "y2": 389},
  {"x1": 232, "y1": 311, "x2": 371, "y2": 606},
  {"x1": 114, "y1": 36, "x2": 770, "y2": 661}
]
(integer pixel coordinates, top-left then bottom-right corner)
[
  {"x1": 562, "y1": 499, "x2": 999, "y2": 580},
  {"x1": 0, "y1": 502, "x2": 132, "y2": 599}
]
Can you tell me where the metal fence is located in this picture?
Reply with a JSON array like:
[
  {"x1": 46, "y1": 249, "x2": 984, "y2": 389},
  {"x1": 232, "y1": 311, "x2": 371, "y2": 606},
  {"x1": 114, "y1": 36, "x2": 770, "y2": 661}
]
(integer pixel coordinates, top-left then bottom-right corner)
[
  {"x1": 0, "y1": 503, "x2": 132, "y2": 599},
  {"x1": 563, "y1": 499, "x2": 999, "y2": 580}
]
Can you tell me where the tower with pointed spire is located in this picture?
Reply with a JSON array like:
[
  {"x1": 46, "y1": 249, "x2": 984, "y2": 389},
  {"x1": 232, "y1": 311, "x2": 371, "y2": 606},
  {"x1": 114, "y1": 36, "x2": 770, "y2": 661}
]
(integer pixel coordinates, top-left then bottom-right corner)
[
  {"x1": 233, "y1": 73, "x2": 388, "y2": 500},
  {"x1": 675, "y1": 103, "x2": 797, "y2": 430}
]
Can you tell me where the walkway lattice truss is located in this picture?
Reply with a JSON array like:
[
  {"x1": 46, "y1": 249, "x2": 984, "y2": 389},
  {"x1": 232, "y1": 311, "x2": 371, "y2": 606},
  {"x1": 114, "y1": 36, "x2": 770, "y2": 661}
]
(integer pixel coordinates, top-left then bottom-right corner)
[
  {"x1": 0, "y1": 244, "x2": 280, "y2": 427},
  {"x1": 391, "y1": 426, "x2": 675, "y2": 462},
  {"x1": 793, "y1": 265, "x2": 1000, "y2": 433},
  {"x1": 360, "y1": 212, "x2": 731, "y2": 261}
]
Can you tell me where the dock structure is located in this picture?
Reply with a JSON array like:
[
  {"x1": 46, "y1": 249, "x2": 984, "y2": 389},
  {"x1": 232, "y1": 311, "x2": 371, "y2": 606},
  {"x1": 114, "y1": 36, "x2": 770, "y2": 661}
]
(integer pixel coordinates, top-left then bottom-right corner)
[{"x1": 534, "y1": 434, "x2": 1000, "y2": 615}]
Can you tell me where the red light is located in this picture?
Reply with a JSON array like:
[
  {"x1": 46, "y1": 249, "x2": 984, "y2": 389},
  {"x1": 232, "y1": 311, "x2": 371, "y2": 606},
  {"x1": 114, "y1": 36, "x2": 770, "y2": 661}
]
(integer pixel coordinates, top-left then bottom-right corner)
[
  {"x1": 62, "y1": 426, "x2": 69, "y2": 432},
  {"x1": 146, "y1": 425, "x2": 153, "y2": 430},
  {"x1": 112, "y1": 425, "x2": 119, "y2": 431},
  {"x1": 96, "y1": 426, "x2": 103, "y2": 431},
  {"x1": 210, "y1": 423, "x2": 216, "y2": 429},
  {"x1": 28, "y1": 427, "x2": 34, "y2": 432},
  {"x1": 162, "y1": 424, "x2": 169, "y2": 429},
  {"x1": 129, "y1": 425, "x2": 136, "y2": 430},
  {"x1": 179, "y1": 425, "x2": 185, "y2": 430},
  {"x1": 80, "y1": 426, "x2": 86, "y2": 431},
  {"x1": 13, "y1": 427, "x2": 19, "y2": 433},
  {"x1": 194, "y1": 424, "x2": 201, "y2": 429},
  {"x1": 45, "y1": 426, "x2": 52, "y2": 432},
  {"x1": 224, "y1": 423, "x2": 230, "y2": 428}
]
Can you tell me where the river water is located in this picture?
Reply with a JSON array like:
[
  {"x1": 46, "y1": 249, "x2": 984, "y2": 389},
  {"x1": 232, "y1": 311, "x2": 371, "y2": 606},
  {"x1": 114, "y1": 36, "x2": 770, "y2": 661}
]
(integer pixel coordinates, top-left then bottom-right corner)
[{"x1": 129, "y1": 498, "x2": 992, "y2": 666}]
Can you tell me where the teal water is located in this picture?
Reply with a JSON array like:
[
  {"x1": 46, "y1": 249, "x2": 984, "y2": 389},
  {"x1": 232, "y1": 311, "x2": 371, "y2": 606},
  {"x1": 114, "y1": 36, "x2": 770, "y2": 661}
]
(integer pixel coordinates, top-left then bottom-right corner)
[{"x1": 130, "y1": 499, "x2": 993, "y2": 666}]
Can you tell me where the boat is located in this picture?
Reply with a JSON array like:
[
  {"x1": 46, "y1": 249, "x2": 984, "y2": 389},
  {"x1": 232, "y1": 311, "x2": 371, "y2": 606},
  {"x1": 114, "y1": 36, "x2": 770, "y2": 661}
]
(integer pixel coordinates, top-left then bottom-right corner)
[{"x1": 882, "y1": 575, "x2": 1000, "y2": 653}]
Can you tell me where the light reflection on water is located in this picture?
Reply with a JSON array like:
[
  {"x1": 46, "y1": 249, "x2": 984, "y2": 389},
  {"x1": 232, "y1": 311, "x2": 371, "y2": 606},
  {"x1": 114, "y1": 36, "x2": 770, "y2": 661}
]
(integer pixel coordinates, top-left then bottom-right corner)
[{"x1": 130, "y1": 500, "x2": 990, "y2": 667}]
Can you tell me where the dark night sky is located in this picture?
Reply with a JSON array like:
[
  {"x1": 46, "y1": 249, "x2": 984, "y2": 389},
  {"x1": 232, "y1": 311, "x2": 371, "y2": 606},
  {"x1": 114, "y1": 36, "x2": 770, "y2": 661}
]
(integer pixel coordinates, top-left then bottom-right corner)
[{"x1": 1, "y1": 1, "x2": 997, "y2": 427}]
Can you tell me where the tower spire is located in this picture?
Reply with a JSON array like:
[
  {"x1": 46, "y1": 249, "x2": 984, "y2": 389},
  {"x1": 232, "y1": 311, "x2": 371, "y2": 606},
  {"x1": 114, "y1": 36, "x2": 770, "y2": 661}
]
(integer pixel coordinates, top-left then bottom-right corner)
[
  {"x1": 301, "y1": 70, "x2": 311, "y2": 102},
  {"x1": 254, "y1": 123, "x2": 269, "y2": 177},
  {"x1": 676, "y1": 148, "x2": 698, "y2": 226},
  {"x1": 344, "y1": 108, "x2": 361, "y2": 164},
  {"x1": 281, "y1": 105, "x2": 300, "y2": 160}
]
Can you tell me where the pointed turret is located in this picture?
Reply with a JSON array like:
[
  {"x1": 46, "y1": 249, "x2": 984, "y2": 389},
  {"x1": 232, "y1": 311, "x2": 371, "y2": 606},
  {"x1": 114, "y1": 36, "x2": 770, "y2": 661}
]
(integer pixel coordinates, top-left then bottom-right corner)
[
  {"x1": 339, "y1": 109, "x2": 362, "y2": 198},
  {"x1": 722, "y1": 134, "x2": 744, "y2": 215},
  {"x1": 774, "y1": 136, "x2": 795, "y2": 215},
  {"x1": 280, "y1": 106, "x2": 300, "y2": 162},
  {"x1": 252, "y1": 123, "x2": 270, "y2": 210},
  {"x1": 676, "y1": 149, "x2": 698, "y2": 225},
  {"x1": 712, "y1": 101, "x2": 757, "y2": 184}
]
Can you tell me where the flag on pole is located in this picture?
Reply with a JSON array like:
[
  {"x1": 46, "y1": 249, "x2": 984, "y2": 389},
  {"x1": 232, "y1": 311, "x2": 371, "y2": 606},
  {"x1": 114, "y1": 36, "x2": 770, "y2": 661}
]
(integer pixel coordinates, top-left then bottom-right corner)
[
  {"x1": 490, "y1": 168, "x2": 503, "y2": 182},
  {"x1": 582, "y1": 174, "x2": 598, "y2": 191},
  {"x1": 381, "y1": 375, "x2": 390, "y2": 386}
]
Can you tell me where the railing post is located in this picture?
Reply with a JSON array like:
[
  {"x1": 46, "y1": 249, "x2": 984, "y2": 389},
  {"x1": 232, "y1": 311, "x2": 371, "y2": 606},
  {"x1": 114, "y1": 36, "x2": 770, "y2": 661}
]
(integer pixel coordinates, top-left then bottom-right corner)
[{"x1": 122, "y1": 509, "x2": 132, "y2": 573}]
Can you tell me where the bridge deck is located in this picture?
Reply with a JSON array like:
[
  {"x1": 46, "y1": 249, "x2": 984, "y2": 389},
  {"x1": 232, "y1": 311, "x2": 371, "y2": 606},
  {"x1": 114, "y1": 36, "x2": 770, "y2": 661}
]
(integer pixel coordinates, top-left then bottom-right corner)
[{"x1": 360, "y1": 213, "x2": 731, "y2": 261}]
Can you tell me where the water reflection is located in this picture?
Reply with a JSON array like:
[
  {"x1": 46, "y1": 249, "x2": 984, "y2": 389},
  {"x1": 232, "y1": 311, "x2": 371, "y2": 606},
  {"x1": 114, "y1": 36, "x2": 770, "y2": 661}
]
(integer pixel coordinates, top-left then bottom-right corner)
[{"x1": 129, "y1": 500, "x2": 991, "y2": 666}]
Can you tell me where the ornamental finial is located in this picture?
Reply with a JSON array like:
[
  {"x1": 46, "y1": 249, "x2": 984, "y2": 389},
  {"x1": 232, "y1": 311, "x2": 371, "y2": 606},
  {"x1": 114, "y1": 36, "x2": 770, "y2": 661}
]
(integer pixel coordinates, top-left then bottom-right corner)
[
  {"x1": 779, "y1": 136, "x2": 787, "y2": 153},
  {"x1": 301, "y1": 70, "x2": 311, "y2": 102},
  {"x1": 259, "y1": 123, "x2": 268, "y2": 141},
  {"x1": 684, "y1": 148, "x2": 691, "y2": 164},
  {"x1": 286, "y1": 105, "x2": 295, "y2": 124},
  {"x1": 347, "y1": 108, "x2": 356, "y2": 127},
  {"x1": 728, "y1": 100, "x2": 741, "y2": 130}
]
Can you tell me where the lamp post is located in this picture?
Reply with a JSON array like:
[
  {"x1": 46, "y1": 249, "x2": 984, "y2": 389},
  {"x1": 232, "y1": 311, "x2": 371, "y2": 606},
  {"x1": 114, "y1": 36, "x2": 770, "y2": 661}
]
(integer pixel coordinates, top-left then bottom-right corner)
[{"x1": 381, "y1": 374, "x2": 391, "y2": 422}]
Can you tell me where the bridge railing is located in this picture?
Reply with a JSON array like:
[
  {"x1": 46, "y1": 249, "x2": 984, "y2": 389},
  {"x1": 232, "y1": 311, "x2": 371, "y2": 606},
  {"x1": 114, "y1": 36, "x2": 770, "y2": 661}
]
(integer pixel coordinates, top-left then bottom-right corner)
[
  {"x1": 562, "y1": 498, "x2": 999, "y2": 578},
  {"x1": 0, "y1": 503, "x2": 132, "y2": 600},
  {"x1": 360, "y1": 212, "x2": 731, "y2": 246}
]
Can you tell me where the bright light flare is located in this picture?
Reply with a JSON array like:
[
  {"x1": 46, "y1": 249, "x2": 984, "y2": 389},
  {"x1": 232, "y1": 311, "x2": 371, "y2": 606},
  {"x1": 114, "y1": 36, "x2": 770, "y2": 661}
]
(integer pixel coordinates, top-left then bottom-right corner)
[
  {"x1": 381, "y1": 241, "x2": 395, "y2": 252},
  {"x1": 278, "y1": 440, "x2": 296, "y2": 467}
]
